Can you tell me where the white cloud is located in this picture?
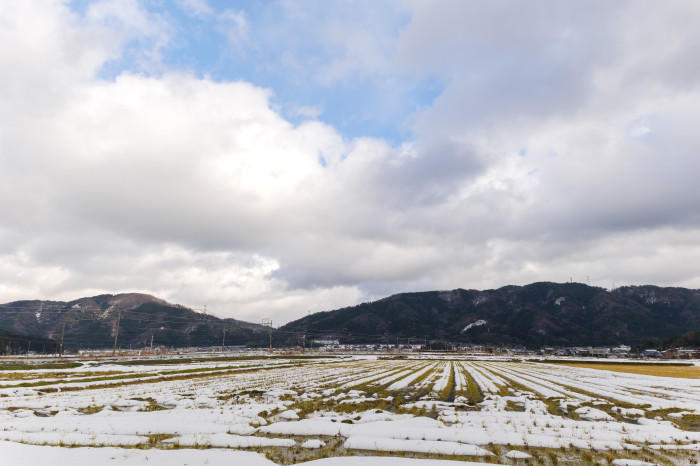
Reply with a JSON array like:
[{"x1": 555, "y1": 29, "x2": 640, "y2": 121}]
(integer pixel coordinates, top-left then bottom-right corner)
[
  {"x1": 290, "y1": 105, "x2": 323, "y2": 119},
  {"x1": 85, "y1": 0, "x2": 171, "y2": 70},
  {"x1": 217, "y1": 9, "x2": 249, "y2": 53},
  {"x1": 176, "y1": 0, "x2": 213, "y2": 18},
  {"x1": 2, "y1": 1, "x2": 700, "y2": 326}
]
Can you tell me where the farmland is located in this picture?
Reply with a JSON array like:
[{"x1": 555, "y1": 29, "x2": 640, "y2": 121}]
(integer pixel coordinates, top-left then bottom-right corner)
[
  {"x1": 554, "y1": 362, "x2": 700, "y2": 379},
  {"x1": 2, "y1": 354, "x2": 700, "y2": 465}
]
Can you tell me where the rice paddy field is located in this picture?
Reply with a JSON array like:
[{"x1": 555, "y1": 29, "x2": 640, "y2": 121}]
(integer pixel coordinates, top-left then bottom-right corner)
[
  {"x1": 555, "y1": 362, "x2": 700, "y2": 379},
  {"x1": 2, "y1": 354, "x2": 700, "y2": 465}
]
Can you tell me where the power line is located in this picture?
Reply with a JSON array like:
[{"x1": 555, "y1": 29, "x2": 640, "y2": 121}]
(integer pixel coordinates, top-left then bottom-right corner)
[
  {"x1": 59, "y1": 320, "x2": 66, "y2": 357},
  {"x1": 2, "y1": 306, "x2": 484, "y2": 347},
  {"x1": 112, "y1": 310, "x2": 121, "y2": 356}
]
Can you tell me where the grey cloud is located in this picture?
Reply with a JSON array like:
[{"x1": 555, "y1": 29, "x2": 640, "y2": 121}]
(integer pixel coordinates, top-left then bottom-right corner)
[
  {"x1": 379, "y1": 140, "x2": 484, "y2": 207},
  {"x1": 2, "y1": 1, "x2": 700, "y2": 325}
]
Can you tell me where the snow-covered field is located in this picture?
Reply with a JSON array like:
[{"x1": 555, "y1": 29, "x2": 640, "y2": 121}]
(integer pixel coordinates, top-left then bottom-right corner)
[{"x1": 1, "y1": 354, "x2": 699, "y2": 465}]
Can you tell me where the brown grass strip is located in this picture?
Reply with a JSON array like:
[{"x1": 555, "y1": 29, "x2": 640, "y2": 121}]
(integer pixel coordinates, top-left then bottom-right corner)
[{"x1": 557, "y1": 363, "x2": 700, "y2": 379}]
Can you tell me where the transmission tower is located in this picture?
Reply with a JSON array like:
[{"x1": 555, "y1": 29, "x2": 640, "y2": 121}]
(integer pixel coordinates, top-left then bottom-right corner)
[{"x1": 261, "y1": 318, "x2": 273, "y2": 351}]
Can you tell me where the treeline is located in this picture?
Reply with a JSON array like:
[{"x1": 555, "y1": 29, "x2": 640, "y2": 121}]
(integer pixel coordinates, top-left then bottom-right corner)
[
  {"x1": 0, "y1": 329, "x2": 59, "y2": 355},
  {"x1": 664, "y1": 330, "x2": 700, "y2": 348}
]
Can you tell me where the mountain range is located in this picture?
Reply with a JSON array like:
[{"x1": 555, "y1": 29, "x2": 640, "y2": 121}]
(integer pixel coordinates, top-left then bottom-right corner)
[{"x1": 1, "y1": 282, "x2": 700, "y2": 351}]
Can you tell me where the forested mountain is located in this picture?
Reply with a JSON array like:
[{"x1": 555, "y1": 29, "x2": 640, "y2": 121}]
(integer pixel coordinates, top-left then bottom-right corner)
[
  {"x1": 281, "y1": 282, "x2": 700, "y2": 347},
  {"x1": 0, "y1": 293, "x2": 268, "y2": 350}
]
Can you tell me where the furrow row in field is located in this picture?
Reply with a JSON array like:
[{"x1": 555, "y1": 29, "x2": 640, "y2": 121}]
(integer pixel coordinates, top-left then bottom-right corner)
[
  {"x1": 453, "y1": 362, "x2": 467, "y2": 391},
  {"x1": 386, "y1": 362, "x2": 438, "y2": 390},
  {"x1": 475, "y1": 362, "x2": 571, "y2": 399},
  {"x1": 369, "y1": 364, "x2": 425, "y2": 387},
  {"x1": 489, "y1": 363, "x2": 593, "y2": 400},
  {"x1": 432, "y1": 362, "x2": 453, "y2": 393},
  {"x1": 340, "y1": 364, "x2": 414, "y2": 389},
  {"x1": 459, "y1": 362, "x2": 499, "y2": 394}
]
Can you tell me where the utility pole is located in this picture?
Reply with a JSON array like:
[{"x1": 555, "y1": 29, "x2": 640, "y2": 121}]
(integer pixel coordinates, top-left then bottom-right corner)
[
  {"x1": 59, "y1": 320, "x2": 66, "y2": 357},
  {"x1": 261, "y1": 318, "x2": 273, "y2": 352},
  {"x1": 112, "y1": 310, "x2": 121, "y2": 357},
  {"x1": 384, "y1": 333, "x2": 389, "y2": 352},
  {"x1": 150, "y1": 334, "x2": 154, "y2": 351},
  {"x1": 221, "y1": 328, "x2": 226, "y2": 352}
]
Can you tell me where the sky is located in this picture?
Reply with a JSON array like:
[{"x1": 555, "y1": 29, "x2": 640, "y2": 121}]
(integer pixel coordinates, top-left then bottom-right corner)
[{"x1": 2, "y1": 1, "x2": 700, "y2": 325}]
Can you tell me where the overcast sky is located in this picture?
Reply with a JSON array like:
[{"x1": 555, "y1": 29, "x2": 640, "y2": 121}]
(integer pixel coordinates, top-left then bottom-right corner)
[{"x1": 2, "y1": 1, "x2": 700, "y2": 325}]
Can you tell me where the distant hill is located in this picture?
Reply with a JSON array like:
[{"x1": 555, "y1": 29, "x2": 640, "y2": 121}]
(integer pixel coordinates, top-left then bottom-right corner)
[
  {"x1": 280, "y1": 282, "x2": 700, "y2": 348},
  {"x1": 0, "y1": 293, "x2": 269, "y2": 350}
]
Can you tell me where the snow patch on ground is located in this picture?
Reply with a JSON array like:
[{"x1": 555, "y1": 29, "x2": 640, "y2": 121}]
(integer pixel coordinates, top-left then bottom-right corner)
[
  {"x1": 303, "y1": 458, "x2": 502, "y2": 466},
  {"x1": 301, "y1": 439, "x2": 326, "y2": 449},
  {"x1": 505, "y1": 449, "x2": 533, "y2": 459},
  {"x1": 0, "y1": 441, "x2": 277, "y2": 466},
  {"x1": 163, "y1": 433, "x2": 295, "y2": 448},
  {"x1": 611, "y1": 460, "x2": 656, "y2": 466},
  {"x1": 279, "y1": 409, "x2": 300, "y2": 420},
  {"x1": 343, "y1": 436, "x2": 493, "y2": 456}
]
